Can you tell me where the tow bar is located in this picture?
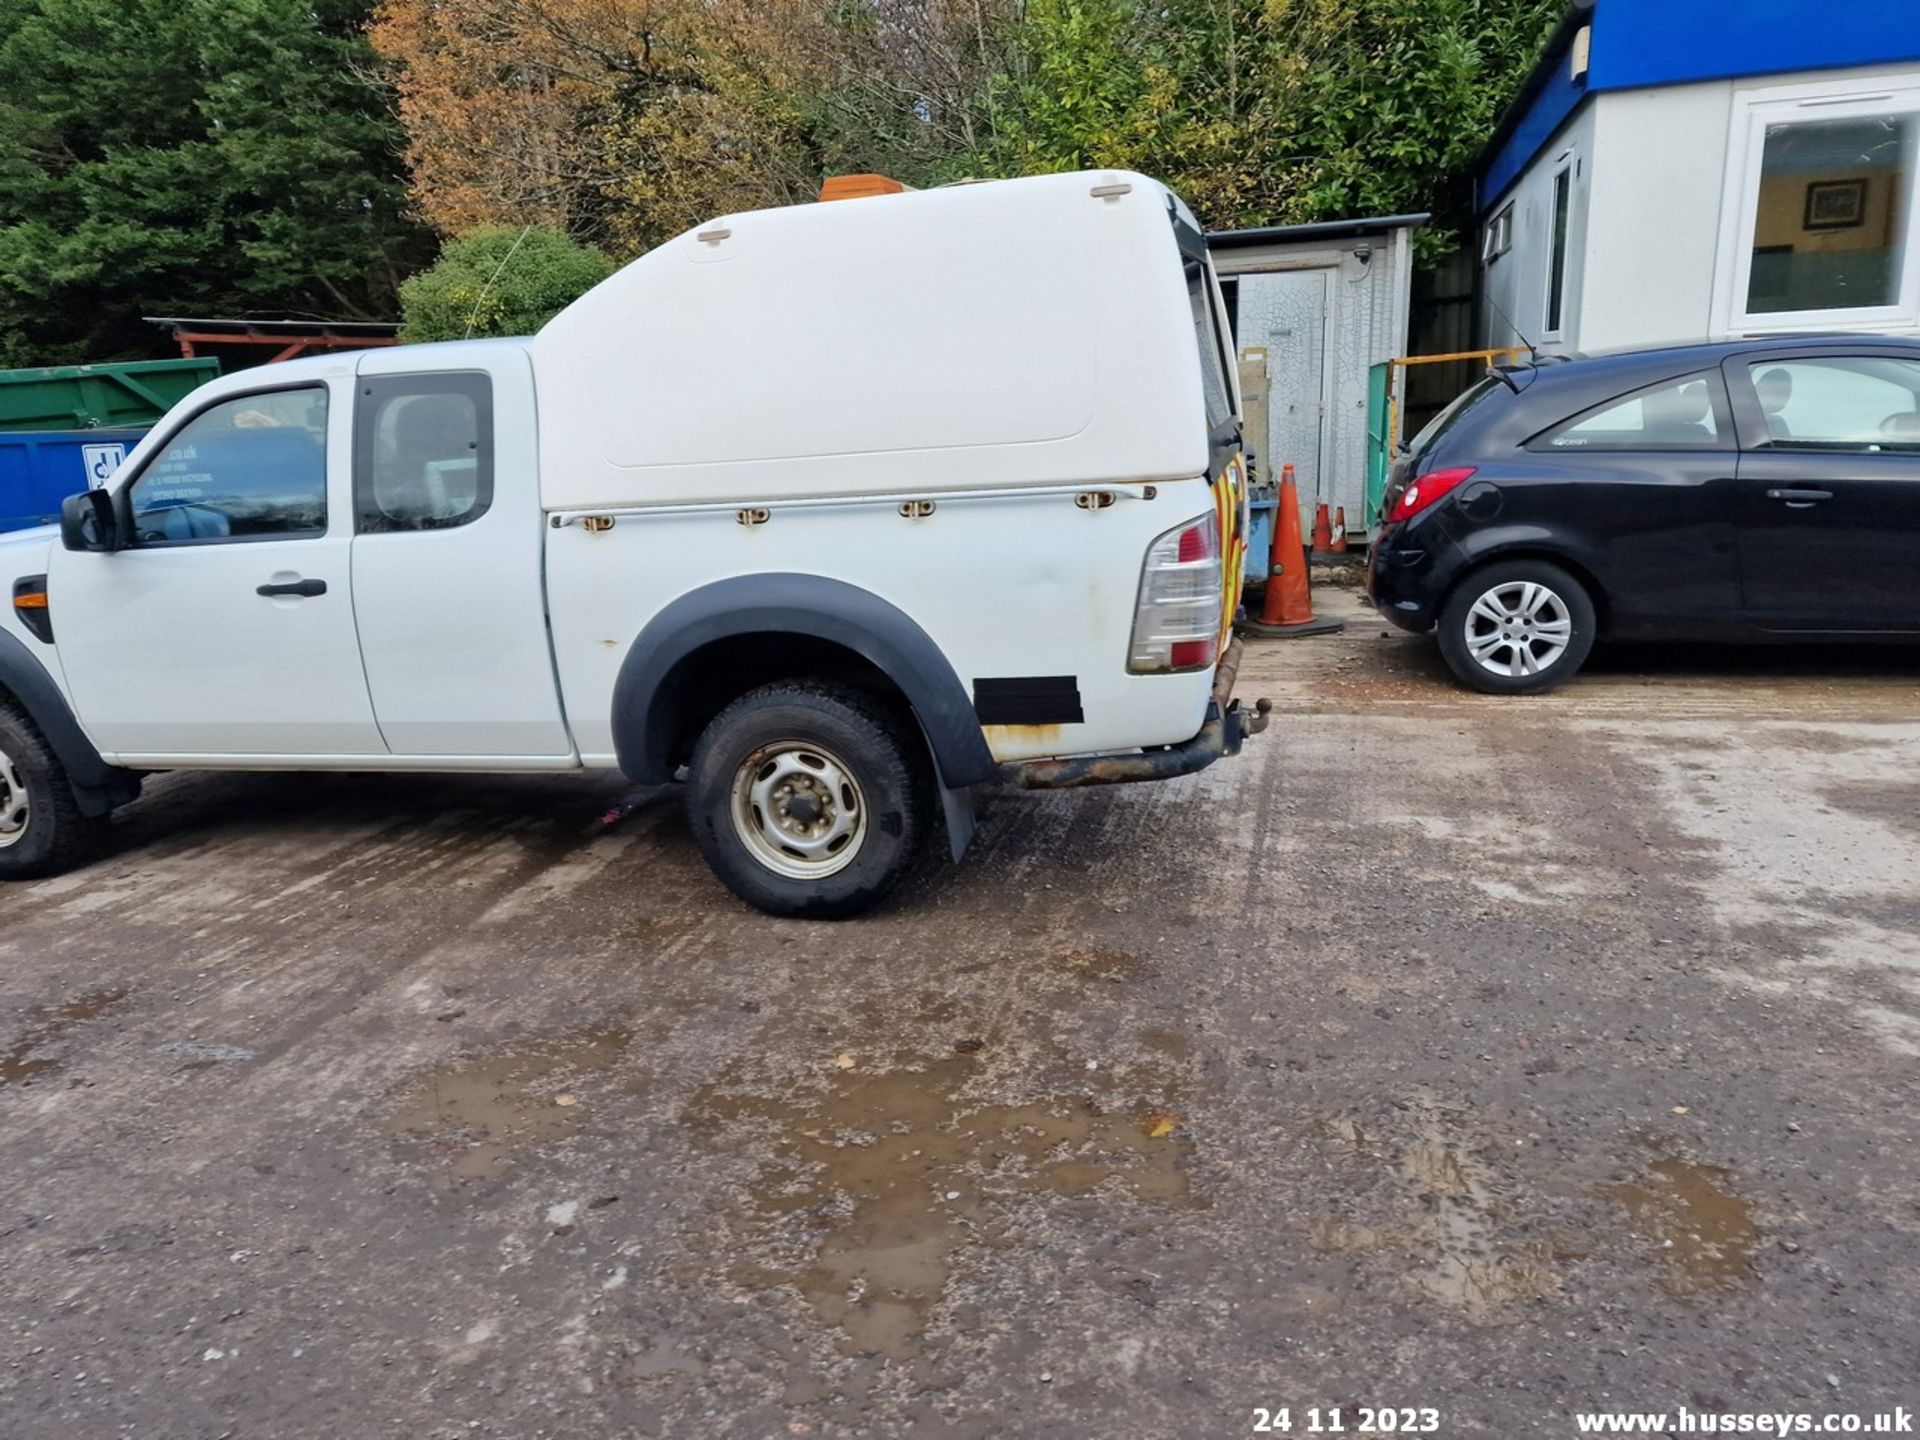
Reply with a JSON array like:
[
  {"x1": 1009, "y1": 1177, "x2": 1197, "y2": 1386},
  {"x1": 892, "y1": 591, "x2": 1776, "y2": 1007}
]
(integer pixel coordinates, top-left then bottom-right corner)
[{"x1": 1002, "y1": 638, "x2": 1271, "y2": 790}]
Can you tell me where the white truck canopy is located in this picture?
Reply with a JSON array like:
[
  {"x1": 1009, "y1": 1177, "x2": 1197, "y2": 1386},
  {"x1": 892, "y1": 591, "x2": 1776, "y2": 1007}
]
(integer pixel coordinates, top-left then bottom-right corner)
[{"x1": 529, "y1": 170, "x2": 1212, "y2": 511}]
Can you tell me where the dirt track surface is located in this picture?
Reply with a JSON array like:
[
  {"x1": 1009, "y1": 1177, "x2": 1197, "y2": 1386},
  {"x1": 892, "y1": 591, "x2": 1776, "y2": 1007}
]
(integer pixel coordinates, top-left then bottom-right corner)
[{"x1": 4, "y1": 587, "x2": 1918, "y2": 1439}]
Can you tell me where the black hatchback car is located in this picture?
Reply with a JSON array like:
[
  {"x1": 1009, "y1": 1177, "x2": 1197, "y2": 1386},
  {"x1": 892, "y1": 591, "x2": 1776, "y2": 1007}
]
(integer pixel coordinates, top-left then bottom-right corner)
[{"x1": 1368, "y1": 334, "x2": 1920, "y2": 693}]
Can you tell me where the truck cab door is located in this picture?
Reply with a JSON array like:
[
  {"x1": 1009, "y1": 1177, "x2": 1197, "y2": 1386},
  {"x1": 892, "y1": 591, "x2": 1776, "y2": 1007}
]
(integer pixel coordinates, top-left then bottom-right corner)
[
  {"x1": 47, "y1": 377, "x2": 387, "y2": 761},
  {"x1": 347, "y1": 349, "x2": 572, "y2": 758}
]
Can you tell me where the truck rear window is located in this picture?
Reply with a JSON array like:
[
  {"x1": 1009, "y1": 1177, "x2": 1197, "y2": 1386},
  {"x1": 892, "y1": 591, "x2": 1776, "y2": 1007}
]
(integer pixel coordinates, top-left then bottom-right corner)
[{"x1": 1187, "y1": 261, "x2": 1234, "y2": 434}]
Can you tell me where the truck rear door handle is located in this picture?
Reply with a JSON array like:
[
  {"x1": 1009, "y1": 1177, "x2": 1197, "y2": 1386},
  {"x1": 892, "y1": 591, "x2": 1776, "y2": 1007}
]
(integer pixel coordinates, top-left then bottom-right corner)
[
  {"x1": 1766, "y1": 488, "x2": 1833, "y2": 507},
  {"x1": 256, "y1": 578, "x2": 327, "y2": 598}
]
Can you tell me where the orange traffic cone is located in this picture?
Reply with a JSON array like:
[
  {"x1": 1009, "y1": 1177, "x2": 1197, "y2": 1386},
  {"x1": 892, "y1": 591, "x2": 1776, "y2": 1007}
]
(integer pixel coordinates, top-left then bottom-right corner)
[
  {"x1": 1238, "y1": 464, "x2": 1344, "y2": 639},
  {"x1": 1311, "y1": 502, "x2": 1333, "y2": 553},
  {"x1": 1330, "y1": 506, "x2": 1349, "y2": 554}
]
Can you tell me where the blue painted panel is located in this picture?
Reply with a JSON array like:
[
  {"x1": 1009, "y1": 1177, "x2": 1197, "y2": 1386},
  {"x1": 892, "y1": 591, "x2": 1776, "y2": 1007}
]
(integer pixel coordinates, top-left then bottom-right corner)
[
  {"x1": 1588, "y1": 0, "x2": 1920, "y2": 92},
  {"x1": 0, "y1": 429, "x2": 147, "y2": 534},
  {"x1": 1481, "y1": 58, "x2": 1590, "y2": 208}
]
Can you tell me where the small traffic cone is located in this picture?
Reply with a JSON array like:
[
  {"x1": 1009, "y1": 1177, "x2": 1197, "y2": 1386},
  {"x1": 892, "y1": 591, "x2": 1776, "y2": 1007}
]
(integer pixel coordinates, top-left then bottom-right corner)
[
  {"x1": 1238, "y1": 464, "x2": 1344, "y2": 639},
  {"x1": 1311, "y1": 502, "x2": 1333, "y2": 553},
  {"x1": 1329, "y1": 506, "x2": 1349, "y2": 554}
]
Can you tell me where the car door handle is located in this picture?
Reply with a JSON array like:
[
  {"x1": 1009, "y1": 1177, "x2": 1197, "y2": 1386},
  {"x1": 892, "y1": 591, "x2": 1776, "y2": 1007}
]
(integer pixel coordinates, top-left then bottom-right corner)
[
  {"x1": 256, "y1": 578, "x2": 327, "y2": 598},
  {"x1": 1765, "y1": 488, "x2": 1833, "y2": 507}
]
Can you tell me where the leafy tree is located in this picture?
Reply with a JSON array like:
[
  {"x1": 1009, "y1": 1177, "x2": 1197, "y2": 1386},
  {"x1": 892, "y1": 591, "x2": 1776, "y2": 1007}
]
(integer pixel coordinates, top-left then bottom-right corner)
[
  {"x1": 0, "y1": 0, "x2": 430, "y2": 365},
  {"x1": 966, "y1": 0, "x2": 1561, "y2": 256},
  {"x1": 970, "y1": 0, "x2": 1180, "y2": 178},
  {"x1": 398, "y1": 225, "x2": 614, "y2": 341}
]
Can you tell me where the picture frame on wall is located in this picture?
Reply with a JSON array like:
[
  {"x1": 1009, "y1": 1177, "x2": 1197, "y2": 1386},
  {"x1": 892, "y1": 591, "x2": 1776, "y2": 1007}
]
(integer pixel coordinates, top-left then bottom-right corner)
[{"x1": 1803, "y1": 178, "x2": 1868, "y2": 230}]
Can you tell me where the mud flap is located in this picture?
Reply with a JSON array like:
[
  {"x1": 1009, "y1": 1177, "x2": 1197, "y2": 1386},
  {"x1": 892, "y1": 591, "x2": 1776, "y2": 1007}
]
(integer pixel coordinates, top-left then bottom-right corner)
[{"x1": 915, "y1": 713, "x2": 976, "y2": 861}]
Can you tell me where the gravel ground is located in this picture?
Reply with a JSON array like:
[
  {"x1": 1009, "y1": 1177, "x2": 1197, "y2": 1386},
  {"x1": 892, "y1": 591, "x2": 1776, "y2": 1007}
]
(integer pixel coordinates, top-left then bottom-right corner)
[{"x1": 3, "y1": 587, "x2": 1917, "y2": 1439}]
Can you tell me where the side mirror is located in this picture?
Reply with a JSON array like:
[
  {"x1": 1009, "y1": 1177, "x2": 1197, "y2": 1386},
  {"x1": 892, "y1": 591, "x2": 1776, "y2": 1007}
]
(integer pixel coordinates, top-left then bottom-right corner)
[{"x1": 60, "y1": 489, "x2": 122, "y2": 553}]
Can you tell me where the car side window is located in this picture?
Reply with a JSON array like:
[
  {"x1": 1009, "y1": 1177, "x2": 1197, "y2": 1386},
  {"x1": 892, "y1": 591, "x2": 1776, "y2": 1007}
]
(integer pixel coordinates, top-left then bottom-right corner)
[
  {"x1": 127, "y1": 388, "x2": 328, "y2": 544},
  {"x1": 354, "y1": 373, "x2": 494, "y2": 534},
  {"x1": 1536, "y1": 374, "x2": 1725, "y2": 451},
  {"x1": 1745, "y1": 357, "x2": 1920, "y2": 451}
]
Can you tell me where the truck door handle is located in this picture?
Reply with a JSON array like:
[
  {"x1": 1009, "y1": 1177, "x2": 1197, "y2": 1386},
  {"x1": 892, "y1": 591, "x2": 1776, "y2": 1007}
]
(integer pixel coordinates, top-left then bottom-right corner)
[
  {"x1": 256, "y1": 578, "x2": 327, "y2": 598},
  {"x1": 1765, "y1": 488, "x2": 1833, "y2": 508}
]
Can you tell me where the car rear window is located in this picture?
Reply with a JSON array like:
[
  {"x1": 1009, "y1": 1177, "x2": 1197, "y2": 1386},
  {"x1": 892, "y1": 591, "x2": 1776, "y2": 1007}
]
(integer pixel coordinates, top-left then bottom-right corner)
[
  {"x1": 1405, "y1": 376, "x2": 1498, "y2": 459},
  {"x1": 1536, "y1": 372, "x2": 1726, "y2": 450}
]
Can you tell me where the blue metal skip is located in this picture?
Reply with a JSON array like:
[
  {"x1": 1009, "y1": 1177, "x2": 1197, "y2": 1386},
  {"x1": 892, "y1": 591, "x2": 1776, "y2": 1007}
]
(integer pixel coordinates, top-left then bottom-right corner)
[{"x1": 0, "y1": 429, "x2": 147, "y2": 534}]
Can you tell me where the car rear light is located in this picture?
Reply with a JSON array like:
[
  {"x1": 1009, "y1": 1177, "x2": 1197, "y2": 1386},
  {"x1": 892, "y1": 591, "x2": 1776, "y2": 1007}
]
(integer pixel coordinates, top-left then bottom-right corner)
[
  {"x1": 1129, "y1": 515, "x2": 1222, "y2": 674},
  {"x1": 1388, "y1": 465, "x2": 1476, "y2": 523}
]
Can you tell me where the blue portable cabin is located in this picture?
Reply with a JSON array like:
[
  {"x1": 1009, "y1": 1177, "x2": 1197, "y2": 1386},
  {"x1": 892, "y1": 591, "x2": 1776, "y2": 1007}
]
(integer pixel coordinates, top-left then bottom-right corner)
[{"x1": 1474, "y1": 0, "x2": 1920, "y2": 355}]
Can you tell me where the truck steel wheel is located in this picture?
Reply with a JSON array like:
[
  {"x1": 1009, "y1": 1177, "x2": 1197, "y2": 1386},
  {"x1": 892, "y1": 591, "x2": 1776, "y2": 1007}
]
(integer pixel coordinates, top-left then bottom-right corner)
[
  {"x1": 729, "y1": 741, "x2": 867, "y2": 880},
  {"x1": 0, "y1": 703, "x2": 105, "y2": 879},
  {"x1": 687, "y1": 682, "x2": 931, "y2": 918},
  {"x1": 1436, "y1": 560, "x2": 1596, "y2": 695}
]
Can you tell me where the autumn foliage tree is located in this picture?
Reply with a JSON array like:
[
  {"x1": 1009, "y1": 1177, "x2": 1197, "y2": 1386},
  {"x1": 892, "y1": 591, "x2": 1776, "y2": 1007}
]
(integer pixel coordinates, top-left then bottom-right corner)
[{"x1": 367, "y1": 0, "x2": 1024, "y2": 253}]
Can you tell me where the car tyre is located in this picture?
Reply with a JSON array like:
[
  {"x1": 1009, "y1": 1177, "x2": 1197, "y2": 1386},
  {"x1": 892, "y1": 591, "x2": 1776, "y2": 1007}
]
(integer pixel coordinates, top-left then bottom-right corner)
[
  {"x1": 0, "y1": 701, "x2": 107, "y2": 879},
  {"x1": 686, "y1": 681, "x2": 933, "y2": 919},
  {"x1": 1436, "y1": 559, "x2": 1597, "y2": 695}
]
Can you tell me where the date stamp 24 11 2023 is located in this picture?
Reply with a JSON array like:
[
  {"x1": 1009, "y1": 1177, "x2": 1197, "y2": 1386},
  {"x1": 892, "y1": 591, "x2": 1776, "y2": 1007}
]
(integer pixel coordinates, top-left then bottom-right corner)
[{"x1": 1253, "y1": 1407, "x2": 1442, "y2": 1434}]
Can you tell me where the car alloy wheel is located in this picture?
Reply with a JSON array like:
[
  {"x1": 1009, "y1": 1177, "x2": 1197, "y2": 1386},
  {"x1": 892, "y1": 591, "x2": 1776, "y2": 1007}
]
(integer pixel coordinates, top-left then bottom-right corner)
[
  {"x1": 1462, "y1": 579, "x2": 1574, "y2": 680},
  {"x1": 729, "y1": 740, "x2": 868, "y2": 881}
]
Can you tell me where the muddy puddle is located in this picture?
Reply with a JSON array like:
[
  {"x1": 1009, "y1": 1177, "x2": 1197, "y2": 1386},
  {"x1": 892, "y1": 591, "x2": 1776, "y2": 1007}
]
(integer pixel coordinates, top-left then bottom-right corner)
[
  {"x1": 1048, "y1": 943, "x2": 1143, "y2": 982},
  {"x1": 1306, "y1": 1097, "x2": 1561, "y2": 1324},
  {"x1": 1600, "y1": 1141, "x2": 1759, "y2": 1294},
  {"x1": 685, "y1": 1050, "x2": 1197, "y2": 1359},
  {"x1": 1, "y1": 988, "x2": 129, "y2": 1087},
  {"x1": 388, "y1": 1024, "x2": 636, "y2": 1183}
]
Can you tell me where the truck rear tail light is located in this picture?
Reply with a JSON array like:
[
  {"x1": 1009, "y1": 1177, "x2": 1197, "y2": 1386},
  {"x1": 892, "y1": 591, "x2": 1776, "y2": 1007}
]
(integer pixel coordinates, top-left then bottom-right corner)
[
  {"x1": 1129, "y1": 515, "x2": 1222, "y2": 674},
  {"x1": 1388, "y1": 465, "x2": 1476, "y2": 523}
]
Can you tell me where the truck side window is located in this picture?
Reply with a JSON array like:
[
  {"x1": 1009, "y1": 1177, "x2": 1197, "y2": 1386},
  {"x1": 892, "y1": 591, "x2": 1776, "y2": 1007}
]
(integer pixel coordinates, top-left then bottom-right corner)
[
  {"x1": 354, "y1": 373, "x2": 494, "y2": 533},
  {"x1": 126, "y1": 387, "x2": 328, "y2": 544}
]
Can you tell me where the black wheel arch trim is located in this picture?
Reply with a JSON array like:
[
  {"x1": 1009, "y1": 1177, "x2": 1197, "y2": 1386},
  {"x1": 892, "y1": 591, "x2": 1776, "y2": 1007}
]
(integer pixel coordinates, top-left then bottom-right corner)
[
  {"x1": 610, "y1": 573, "x2": 998, "y2": 788},
  {"x1": 0, "y1": 628, "x2": 138, "y2": 816},
  {"x1": 1446, "y1": 534, "x2": 1610, "y2": 630}
]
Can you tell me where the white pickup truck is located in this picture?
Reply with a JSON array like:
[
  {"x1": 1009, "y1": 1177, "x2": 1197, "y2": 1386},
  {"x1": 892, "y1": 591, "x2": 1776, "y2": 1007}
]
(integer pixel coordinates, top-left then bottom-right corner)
[{"x1": 0, "y1": 170, "x2": 1265, "y2": 916}]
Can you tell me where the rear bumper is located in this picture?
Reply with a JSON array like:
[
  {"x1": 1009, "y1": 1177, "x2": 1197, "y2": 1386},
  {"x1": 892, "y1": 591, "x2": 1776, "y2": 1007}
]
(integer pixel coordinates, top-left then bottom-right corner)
[
  {"x1": 1368, "y1": 521, "x2": 1457, "y2": 633},
  {"x1": 1000, "y1": 639, "x2": 1269, "y2": 790}
]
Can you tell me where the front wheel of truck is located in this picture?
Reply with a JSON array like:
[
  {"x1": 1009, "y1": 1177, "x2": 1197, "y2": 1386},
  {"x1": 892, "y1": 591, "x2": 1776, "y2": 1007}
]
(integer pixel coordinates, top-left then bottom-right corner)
[
  {"x1": 0, "y1": 701, "x2": 107, "y2": 880},
  {"x1": 686, "y1": 681, "x2": 933, "y2": 919}
]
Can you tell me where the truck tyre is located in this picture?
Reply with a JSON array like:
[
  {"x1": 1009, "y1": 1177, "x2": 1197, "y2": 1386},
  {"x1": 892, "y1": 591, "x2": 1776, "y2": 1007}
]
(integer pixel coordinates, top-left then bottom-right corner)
[
  {"x1": 0, "y1": 700, "x2": 107, "y2": 879},
  {"x1": 1436, "y1": 558, "x2": 1597, "y2": 695},
  {"x1": 686, "y1": 681, "x2": 933, "y2": 919}
]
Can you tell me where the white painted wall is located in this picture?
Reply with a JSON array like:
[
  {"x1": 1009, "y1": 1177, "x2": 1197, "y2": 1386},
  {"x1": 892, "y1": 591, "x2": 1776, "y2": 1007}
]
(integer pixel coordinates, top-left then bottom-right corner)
[{"x1": 1576, "y1": 85, "x2": 1728, "y2": 350}]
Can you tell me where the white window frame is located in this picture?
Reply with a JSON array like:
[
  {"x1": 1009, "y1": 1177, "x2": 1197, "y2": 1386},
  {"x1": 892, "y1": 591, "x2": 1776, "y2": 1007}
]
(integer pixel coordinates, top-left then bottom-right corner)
[
  {"x1": 1482, "y1": 203, "x2": 1514, "y2": 263},
  {"x1": 1714, "y1": 73, "x2": 1920, "y2": 336},
  {"x1": 1539, "y1": 152, "x2": 1577, "y2": 343}
]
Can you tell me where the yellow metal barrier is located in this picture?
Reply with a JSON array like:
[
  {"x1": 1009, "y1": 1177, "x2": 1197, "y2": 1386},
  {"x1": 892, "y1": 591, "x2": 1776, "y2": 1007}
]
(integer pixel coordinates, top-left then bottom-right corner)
[
  {"x1": 1384, "y1": 347, "x2": 1528, "y2": 453},
  {"x1": 1366, "y1": 348, "x2": 1527, "y2": 522}
]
